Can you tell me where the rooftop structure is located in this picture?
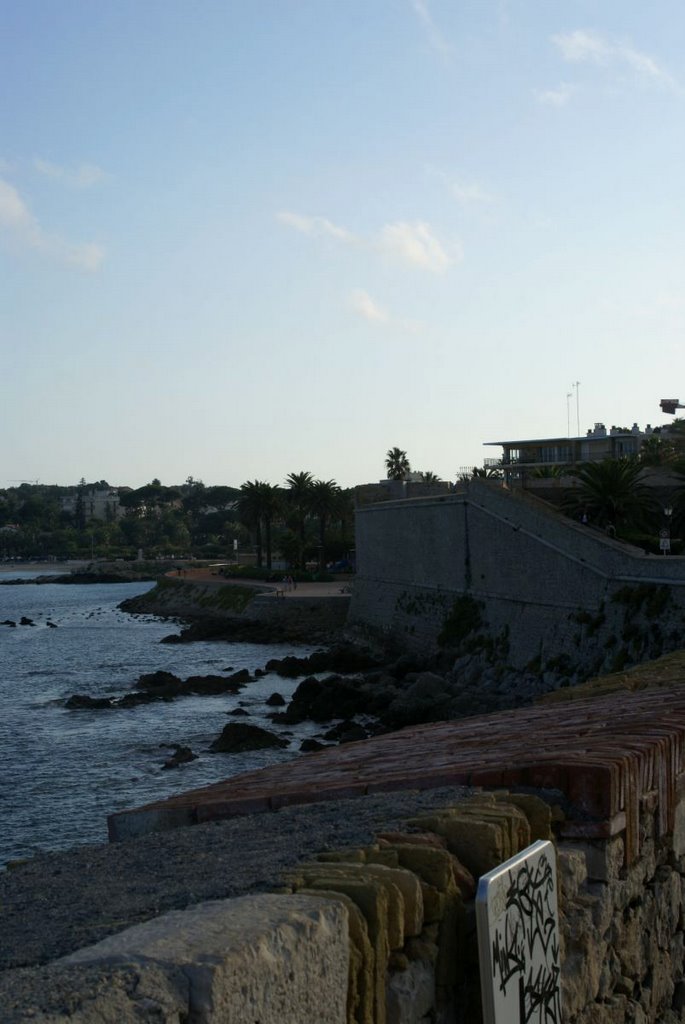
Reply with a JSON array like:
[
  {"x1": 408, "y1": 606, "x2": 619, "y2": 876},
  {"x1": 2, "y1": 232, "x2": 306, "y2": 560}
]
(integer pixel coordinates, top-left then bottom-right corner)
[{"x1": 485, "y1": 421, "x2": 656, "y2": 486}]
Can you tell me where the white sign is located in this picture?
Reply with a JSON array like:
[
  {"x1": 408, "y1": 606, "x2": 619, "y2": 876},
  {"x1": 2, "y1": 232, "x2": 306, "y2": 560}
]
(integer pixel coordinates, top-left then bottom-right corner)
[{"x1": 476, "y1": 839, "x2": 562, "y2": 1024}]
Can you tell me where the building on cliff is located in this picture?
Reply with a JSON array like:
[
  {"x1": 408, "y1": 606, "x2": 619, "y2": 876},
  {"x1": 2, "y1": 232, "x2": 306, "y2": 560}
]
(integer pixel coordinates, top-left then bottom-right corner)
[{"x1": 485, "y1": 421, "x2": 656, "y2": 488}]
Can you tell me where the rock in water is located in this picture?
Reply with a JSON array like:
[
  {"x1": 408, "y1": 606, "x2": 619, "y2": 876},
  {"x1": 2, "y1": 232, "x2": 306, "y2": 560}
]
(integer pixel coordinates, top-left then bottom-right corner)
[
  {"x1": 209, "y1": 723, "x2": 289, "y2": 753},
  {"x1": 65, "y1": 694, "x2": 114, "y2": 710},
  {"x1": 162, "y1": 745, "x2": 198, "y2": 769}
]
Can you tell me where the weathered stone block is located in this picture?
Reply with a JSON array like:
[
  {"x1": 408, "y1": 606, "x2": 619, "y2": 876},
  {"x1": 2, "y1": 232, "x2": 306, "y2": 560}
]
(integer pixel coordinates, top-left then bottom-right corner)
[
  {"x1": 292, "y1": 863, "x2": 409, "y2": 949},
  {"x1": 377, "y1": 831, "x2": 448, "y2": 851},
  {"x1": 671, "y1": 932, "x2": 685, "y2": 982},
  {"x1": 673, "y1": 798, "x2": 685, "y2": 859},
  {"x1": 367, "y1": 847, "x2": 401, "y2": 868},
  {"x1": 558, "y1": 843, "x2": 589, "y2": 900},
  {"x1": 458, "y1": 797, "x2": 532, "y2": 853},
  {"x1": 300, "y1": 887, "x2": 372, "y2": 1024},
  {"x1": 284, "y1": 873, "x2": 390, "y2": 1024},
  {"x1": 387, "y1": 844, "x2": 457, "y2": 894},
  {"x1": 420, "y1": 884, "x2": 446, "y2": 923},
  {"x1": 496, "y1": 792, "x2": 553, "y2": 841},
  {"x1": 407, "y1": 813, "x2": 505, "y2": 876},
  {"x1": 61, "y1": 894, "x2": 348, "y2": 1024},
  {"x1": 0, "y1": 962, "x2": 189, "y2": 1024},
  {"x1": 571, "y1": 837, "x2": 625, "y2": 882},
  {"x1": 319, "y1": 847, "x2": 369, "y2": 864},
  {"x1": 386, "y1": 959, "x2": 435, "y2": 1024}
]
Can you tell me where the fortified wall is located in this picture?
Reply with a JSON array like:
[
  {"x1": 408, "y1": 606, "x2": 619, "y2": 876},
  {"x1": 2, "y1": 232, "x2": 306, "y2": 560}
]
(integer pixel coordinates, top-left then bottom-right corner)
[
  {"x1": 349, "y1": 479, "x2": 685, "y2": 672},
  {"x1": 10, "y1": 685, "x2": 685, "y2": 1023}
]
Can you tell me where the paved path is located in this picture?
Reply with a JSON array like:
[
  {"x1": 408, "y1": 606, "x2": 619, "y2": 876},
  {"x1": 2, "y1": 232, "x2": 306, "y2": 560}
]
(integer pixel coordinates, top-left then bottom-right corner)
[{"x1": 166, "y1": 567, "x2": 351, "y2": 598}]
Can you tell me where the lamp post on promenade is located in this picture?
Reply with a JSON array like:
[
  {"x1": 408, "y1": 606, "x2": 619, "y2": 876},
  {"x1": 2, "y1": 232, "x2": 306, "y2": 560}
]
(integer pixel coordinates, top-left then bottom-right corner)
[{"x1": 660, "y1": 505, "x2": 673, "y2": 555}]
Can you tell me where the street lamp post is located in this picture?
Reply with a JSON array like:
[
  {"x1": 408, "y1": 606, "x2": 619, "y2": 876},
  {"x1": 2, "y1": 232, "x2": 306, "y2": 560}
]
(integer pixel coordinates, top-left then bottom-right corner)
[{"x1": 660, "y1": 506, "x2": 673, "y2": 556}]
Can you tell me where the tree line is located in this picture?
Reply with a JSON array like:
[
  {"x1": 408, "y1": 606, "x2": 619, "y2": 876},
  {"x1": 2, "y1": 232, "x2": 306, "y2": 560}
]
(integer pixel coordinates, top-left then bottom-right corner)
[{"x1": 0, "y1": 474, "x2": 354, "y2": 567}]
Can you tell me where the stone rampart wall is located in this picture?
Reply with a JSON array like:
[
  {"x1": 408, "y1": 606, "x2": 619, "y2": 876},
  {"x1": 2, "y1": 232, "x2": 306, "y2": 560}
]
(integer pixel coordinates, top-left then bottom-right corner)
[
  {"x1": 349, "y1": 481, "x2": 685, "y2": 670},
  {"x1": 10, "y1": 786, "x2": 685, "y2": 1023}
]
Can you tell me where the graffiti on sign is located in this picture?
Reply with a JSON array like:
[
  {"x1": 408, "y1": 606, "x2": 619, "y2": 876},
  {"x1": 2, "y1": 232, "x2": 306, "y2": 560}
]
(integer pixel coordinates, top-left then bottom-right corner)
[{"x1": 476, "y1": 839, "x2": 562, "y2": 1024}]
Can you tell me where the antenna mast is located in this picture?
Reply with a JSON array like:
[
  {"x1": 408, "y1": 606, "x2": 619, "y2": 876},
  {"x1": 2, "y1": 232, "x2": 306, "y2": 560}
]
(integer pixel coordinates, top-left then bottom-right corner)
[
  {"x1": 572, "y1": 381, "x2": 581, "y2": 435},
  {"x1": 566, "y1": 392, "x2": 572, "y2": 437}
]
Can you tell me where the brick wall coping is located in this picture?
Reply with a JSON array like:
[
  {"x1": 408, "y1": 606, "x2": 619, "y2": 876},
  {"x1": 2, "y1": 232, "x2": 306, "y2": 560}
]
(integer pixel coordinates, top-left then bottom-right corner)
[{"x1": 109, "y1": 687, "x2": 685, "y2": 861}]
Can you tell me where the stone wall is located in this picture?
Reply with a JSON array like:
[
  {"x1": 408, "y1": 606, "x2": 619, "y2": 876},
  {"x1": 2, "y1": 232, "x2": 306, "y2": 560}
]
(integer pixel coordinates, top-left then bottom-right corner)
[
  {"x1": 121, "y1": 576, "x2": 350, "y2": 639},
  {"x1": 10, "y1": 786, "x2": 685, "y2": 1023},
  {"x1": 349, "y1": 480, "x2": 685, "y2": 672}
]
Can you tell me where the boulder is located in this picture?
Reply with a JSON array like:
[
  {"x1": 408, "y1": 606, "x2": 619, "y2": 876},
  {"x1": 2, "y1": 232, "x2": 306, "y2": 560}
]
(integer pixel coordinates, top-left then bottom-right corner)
[
  {"x1": 300, "y1": 738, "x2": 326, "y2": 752},
  {"x1": 65, "y1": 694, "x2": 114, "y2": 710},
  {"x1": 136, "y1": 671, "x2": 183, "y2": 697},
  {"x1": 282, "y1": 674, "x2": 373, "y2": 724},
  {"x1": 266, "y1": 692, "x2": 286, "y2": 706},
  {"x1": 265, "y1": 645, "x2": 382, "y2": 679},
  {"x1": 209, "y1": 723, "x2": 289, "y2": 754},
  {"x1": 186, "y1": 674, "x2": 246, "y2": 695},
  {"x1": 161, "y1": 745, "x2": 198, "y2": 770}
]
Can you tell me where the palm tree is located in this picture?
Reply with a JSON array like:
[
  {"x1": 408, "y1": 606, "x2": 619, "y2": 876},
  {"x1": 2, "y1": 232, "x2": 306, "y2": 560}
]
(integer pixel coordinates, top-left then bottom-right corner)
[
  {"x1": 255, "y1": 482, "x2": 281, "y2": 570},
  {"x1": 420, "y1": 471, "x2": 442, "y2": 483},
  {"x1": 238, "y1": 481, "x2": 282, "y2": 569},
  {"x1": 285, "y1": 471, "x2": 314, "y2": 569},
  {"x1": 639, "y1": 436, "x2": 679, "y2": 467},
  {"x1": 385, "y1": 447, "x2": 410, "y2": 480},
  {"x1": 309, "y1": 479, "x2": 341, "y2": 569},
  {"x1": 237, "y1": 481, "x2": 264, "y2": 567},
  {"x1": 565, "y1": 459, "x2": 658, "y2": 533}
]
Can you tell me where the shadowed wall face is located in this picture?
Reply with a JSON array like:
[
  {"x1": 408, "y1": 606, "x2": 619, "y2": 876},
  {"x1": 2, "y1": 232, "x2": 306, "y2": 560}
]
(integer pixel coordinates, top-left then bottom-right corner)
[{"x1": 349, "y1": 483, "x2": 685, "y2": 669}]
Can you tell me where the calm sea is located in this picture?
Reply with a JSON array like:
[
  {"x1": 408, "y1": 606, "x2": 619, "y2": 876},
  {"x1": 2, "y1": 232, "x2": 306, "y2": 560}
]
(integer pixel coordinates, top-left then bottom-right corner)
[{"x1": 0, "y1": 573, "x2": 319, "y2": 867}]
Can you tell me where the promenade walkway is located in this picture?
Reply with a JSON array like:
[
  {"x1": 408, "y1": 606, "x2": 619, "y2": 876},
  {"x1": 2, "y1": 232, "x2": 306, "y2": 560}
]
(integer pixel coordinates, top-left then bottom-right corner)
[
  {"x1": 109, "y1": 683, "x2": 685, "y2": 865},
  {"x1": 166, "y1": 566, "x2": 350, "y2": 599}
]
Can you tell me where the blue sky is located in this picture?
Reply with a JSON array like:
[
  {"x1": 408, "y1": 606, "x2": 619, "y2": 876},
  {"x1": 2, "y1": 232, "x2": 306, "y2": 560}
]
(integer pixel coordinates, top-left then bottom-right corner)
[{"x1": 2, "y1": 1, "x2": 684, "y2": 488}]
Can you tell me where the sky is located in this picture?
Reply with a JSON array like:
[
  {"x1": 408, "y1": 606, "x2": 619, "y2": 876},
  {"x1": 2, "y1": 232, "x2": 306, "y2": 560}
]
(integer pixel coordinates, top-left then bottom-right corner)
[{"x1": 2, "y1": 0, "x2": 684, "y2": 490}]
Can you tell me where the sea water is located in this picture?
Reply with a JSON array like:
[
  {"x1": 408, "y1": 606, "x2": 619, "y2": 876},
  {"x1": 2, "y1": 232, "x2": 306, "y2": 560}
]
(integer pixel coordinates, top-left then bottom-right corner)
[{"x1": 0, "y1": 574, "x2": 319, "y2": 866}]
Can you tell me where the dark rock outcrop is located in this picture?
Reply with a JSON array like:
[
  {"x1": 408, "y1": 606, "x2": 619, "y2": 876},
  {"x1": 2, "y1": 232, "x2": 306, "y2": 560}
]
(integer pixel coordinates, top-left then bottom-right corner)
[
  {"x1": 209, "y1": 723, "x2": 289, "y2": 754},
  {"x1": 161, "y1": 745, "x2": 198, "y2": 770},
  {"x1": 265, "y1": 645, "x2": 383, "y2": 678},
  {"x1": 65, "y1": 694, "x2": 115, "y2": 710},
  {"x1": 300, "y1": 738, "x2": 326, "y2": 752}
]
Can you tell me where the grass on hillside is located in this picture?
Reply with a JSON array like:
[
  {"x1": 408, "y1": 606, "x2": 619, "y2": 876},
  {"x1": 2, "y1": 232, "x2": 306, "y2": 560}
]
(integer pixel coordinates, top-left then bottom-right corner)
[{"x1": 538, "y1": 649, "x2": 685, "y2": 704}]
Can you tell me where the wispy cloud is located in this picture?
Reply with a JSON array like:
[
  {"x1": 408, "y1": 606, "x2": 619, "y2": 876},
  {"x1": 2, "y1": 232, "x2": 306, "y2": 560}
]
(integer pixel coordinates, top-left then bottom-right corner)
[
  {"x1": 378, "y1": 220, "x2": 454, "y2": 272},
  {"x1": 350, "y1": 289, "x2": 389, "y2": 324},
  {"x1": 278, "y1": 211, "x2": 456, "y2": 273},
  {"x1": 0, "y1": 177, "x2": 105, "y2": 271},
  {"x1": 349, "y1": 288, "x2": 422, "y2": 333},
  {"x1": 33, "y1": 158, "x2": 108, "y2": 188},
  {"x1": 426, "y1": 165, "x2": 496, "y2": 209},
  {"x1": 276, "y1": 210, "x2": 355, "y2": 242},
  {"x1": 535, "y1": 82, "x2": 575, "y2": 106},
  {"x1": 552, "y1": 30, "x2": 681, "y2": 93},
  {"x1": 450, "y1": 179, "x2": 495, "y2": 205},
  {"x1": 410, "y1": 0, "x2": 453, "y2": 57}
]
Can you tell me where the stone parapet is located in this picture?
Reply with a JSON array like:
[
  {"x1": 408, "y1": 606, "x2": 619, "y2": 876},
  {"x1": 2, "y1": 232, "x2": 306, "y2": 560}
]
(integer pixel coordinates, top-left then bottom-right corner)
[{"x1": 10, "y1": 783, "x2": 685, "y2": 1022}]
